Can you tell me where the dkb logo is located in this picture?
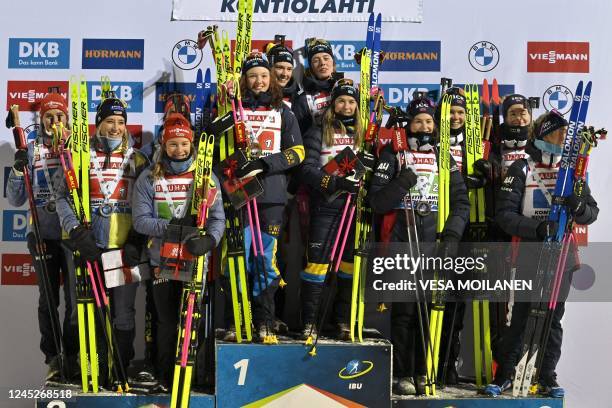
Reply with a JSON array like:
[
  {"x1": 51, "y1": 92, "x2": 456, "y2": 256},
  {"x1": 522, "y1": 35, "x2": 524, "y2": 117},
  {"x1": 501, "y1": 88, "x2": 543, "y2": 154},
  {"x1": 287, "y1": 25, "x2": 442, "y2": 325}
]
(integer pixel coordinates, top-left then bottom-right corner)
[{"x1": 2, "y1": 210, "x2": 28, "y2": 241}]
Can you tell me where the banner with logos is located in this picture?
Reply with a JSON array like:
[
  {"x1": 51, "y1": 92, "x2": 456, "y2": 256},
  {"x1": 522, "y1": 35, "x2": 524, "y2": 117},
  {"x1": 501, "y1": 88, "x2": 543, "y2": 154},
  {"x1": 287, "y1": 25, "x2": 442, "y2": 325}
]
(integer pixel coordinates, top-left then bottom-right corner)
[
  {"x1": 172, "y1": 0, "x2": 423, "y2": 22},
  {"x1": 1, "y1": 1, "x2": 611, "y2": 406}
]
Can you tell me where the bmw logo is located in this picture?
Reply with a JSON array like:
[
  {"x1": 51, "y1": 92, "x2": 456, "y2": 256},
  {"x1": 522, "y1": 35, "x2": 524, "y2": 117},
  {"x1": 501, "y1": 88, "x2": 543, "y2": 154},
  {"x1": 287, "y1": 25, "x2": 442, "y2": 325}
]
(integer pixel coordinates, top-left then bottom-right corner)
[
  {"x1": 468, "y1": 41, "x2": 500, "y2": 72},
  {"x1": 24, "y1": 124, "x2": 39, "y2": 142},
  {"x1": 338, "y1": 359, "x2": 374, "y2": 379},
  {"x1": 172, "y1": 40, "x2": 203, "y2": 70},
  {"x1": 543, "y1": 85, "x2": 573, "y2": 115}
]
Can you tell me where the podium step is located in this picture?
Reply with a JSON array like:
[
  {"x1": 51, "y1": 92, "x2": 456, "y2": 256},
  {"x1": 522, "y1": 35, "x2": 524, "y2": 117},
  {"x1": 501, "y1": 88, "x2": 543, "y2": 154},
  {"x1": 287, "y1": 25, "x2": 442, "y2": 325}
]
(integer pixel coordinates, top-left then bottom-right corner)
[
  {"x1": 216, "y1": 337, "x2": 392, "y2": 407},
  {"x1": 392, "y1": 383, "x2": 564, "y2": 407}
]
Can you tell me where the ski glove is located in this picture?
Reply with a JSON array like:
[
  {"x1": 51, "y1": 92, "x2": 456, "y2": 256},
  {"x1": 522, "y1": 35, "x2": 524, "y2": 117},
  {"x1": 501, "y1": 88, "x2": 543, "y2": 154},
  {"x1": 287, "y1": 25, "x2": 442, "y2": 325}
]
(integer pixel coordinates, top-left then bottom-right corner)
[
  {"x1": 438, "y1": 231, "x2": 461, "y2": 259},
  {"x1": 235, "y1": 159, "x2": 267, "y2": 179},
  {"x1": 13, "y1": 150, "x2": 28, "y2": 172},
  {"x1": 333, "y1": 176, "x2": 360, "y2": 194},
  {"x1": 466, "y1": 158, "x2": 491, "y2": 189},
  {"x1": 169, "y1": 215, "x2": 196, "y2": 227},
  {"x1": 69, "y1": 225, "x2": 101, "y2": 262},
  {"x1": 566, "y1": 184, "x2": 590, "y2": 215},
  {"x1": 186, "y1": 234, "x2": 216, "y2": 257},
  {"x1": 536, "y1": 221, "x2": 559, "y2": 241},
  {"x1": 396, "y1": 167, "x2": 418, "y2": 191},
  {"x1": 357, "y1": 151, "x2": 376, "y2": 171},
  {"x1": 122, "y1": 243, "x2": 142, "y2": 267}
]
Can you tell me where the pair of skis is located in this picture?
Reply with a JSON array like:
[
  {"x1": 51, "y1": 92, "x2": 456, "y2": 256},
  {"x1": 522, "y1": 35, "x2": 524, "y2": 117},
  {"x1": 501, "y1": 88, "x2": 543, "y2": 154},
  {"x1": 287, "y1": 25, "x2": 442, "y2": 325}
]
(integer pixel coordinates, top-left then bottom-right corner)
[
  {"x1": 170, "y1": 133, "x2": 215, "y2": 408},
  {"x1": 8, "y1": 105, "x2": 68, "y2": 383},
  {"x1": 464, "y1": 84, "x2": 494, "y2": 387},
  {"x1": 512, "y1": 81, "x2": 593, "y2": 397},
  {"x1": 63, "y1": 77, "x2": 129, "y2": 392},
  {"x1": 350, "y1": 11, "x2": 382, "y2": 343},
  {"x1": 200, "y1": 0, "x2": 254, "y2": 344},
  {"x1": 423, "y1": 93, "x2": 452, "y2": 396}
]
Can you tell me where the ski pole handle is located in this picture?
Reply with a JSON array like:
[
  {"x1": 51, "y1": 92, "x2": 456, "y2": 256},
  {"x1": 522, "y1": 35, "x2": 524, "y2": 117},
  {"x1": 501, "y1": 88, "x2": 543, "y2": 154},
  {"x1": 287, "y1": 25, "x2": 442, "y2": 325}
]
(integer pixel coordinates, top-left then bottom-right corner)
[{"x1": 13, "y1": 126, "x2": 27, "y2": 151}]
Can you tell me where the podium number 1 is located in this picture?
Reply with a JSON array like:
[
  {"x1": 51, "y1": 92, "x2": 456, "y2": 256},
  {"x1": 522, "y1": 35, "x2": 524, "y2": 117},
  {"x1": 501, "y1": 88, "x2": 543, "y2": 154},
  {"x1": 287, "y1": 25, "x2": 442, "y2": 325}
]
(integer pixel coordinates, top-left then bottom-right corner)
[{"x1": 234, "y1": 359, "x2": 249, "y2": 385}]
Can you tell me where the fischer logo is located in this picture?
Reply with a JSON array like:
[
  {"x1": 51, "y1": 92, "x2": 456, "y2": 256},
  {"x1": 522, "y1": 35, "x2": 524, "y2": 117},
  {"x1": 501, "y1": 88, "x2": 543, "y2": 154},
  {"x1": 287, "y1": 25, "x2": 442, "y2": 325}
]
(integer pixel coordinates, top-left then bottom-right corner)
[
  {"x1": 542, "y1": 85, "x2": 573, "y2": 115},
  {"x1": 1, "y1": 254, "x2": 37, "y2": 285},
  {"x1": 6, "y1": 81, "x2": 69, "y2": 112},
  {"x1": 8, "y1": 38, "x2": 70, "y2": 69},
  {"x1": 172, "y1": 40, "x2": 203, "y2": 70},
  {"x1": 2, "y1": 210, "x2": 28, "y2": 242},
  {"x1": 468, "y1": 41, "x2": 500, "y2": 72},
  {"x1": 527, "y1": 42, "x2": 589, "y2": 73},
  {"x1": 87, "y1": 82, "x2": 143, "y2": 112},
  {"x1": 231, "y1": 39, "x2": 294, "y2": 55}
]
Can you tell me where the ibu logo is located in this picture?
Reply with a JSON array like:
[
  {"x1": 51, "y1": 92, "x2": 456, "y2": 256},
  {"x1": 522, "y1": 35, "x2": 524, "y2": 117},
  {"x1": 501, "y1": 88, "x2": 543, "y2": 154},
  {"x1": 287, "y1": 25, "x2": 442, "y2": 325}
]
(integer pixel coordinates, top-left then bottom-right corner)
[
  {"x1": 87, "y1": 81, "x2": 143, "y2": 112},
  {"x1": 2, "y1": 210, "x2": 28, "y2": 241},
  {"x1": 8, "y1": 38, "x2": 70, "y2": 69}
]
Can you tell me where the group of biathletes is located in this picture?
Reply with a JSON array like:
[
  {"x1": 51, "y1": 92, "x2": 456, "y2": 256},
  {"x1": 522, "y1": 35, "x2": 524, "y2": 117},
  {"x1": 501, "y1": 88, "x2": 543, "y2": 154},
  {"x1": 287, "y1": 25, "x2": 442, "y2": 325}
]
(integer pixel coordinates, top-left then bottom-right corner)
[{"x1": 7, "y1": 36, "x2": 599, "y2": 398}]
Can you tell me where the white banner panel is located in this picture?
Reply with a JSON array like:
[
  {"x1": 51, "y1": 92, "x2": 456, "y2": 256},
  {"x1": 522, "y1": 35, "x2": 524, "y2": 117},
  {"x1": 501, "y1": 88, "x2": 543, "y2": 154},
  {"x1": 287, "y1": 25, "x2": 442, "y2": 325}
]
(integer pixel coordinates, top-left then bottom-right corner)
[{"x1": 172, "y1": 0, "x2": 423, "y2": 22}]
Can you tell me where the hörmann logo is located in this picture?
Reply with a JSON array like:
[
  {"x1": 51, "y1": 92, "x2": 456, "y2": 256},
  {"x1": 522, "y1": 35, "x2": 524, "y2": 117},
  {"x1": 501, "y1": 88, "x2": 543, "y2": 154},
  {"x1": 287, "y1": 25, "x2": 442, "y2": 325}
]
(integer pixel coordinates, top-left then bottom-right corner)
[
  {"x1": 527, "y1": 42, "x2": 589, "y2": 73},
  {"x1": 329, "y1": 41, "x2": 440, "y2": 72},
  {"x1": 82, "y1": 39, "x2": 144, "y2": 70},
  {"x1": 8, "y1": 38, "x2": 70, "y2": 69},
  {"x1": 6, "y1": 81, "x2": 69, "y2": 112}
]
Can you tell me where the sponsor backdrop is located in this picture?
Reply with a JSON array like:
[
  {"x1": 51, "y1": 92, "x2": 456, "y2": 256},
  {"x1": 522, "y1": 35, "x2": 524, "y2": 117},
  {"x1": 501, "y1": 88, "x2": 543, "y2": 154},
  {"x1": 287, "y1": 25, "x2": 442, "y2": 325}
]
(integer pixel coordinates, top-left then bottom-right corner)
[{"x1": 1, "y1": 0, "x2": 611, "y2": 406}]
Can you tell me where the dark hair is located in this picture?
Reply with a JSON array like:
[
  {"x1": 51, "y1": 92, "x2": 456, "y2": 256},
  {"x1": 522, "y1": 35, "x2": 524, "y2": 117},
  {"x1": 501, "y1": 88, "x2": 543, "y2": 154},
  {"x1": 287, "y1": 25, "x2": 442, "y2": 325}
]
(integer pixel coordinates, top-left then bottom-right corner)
[{"x1": 240, "y1": 70, "x2": 284, "y2": 109}]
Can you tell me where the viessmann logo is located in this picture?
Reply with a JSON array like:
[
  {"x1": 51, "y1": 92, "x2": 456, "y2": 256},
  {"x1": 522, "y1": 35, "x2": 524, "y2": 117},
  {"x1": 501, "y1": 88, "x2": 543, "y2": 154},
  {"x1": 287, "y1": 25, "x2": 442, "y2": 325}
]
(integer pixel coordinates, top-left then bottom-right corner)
[
  {"x1": 82, "y1": 39, "x2": 145, "y2": 70},
  {"x1": 527, "y1": 42, "x2": 589, "y2": 73},
  {"x1": 6, "y1": 81, "x2": 69, "y2": 112},
  {"x1": 1, "y1": 254, "x2": 37, "y2": 285}
]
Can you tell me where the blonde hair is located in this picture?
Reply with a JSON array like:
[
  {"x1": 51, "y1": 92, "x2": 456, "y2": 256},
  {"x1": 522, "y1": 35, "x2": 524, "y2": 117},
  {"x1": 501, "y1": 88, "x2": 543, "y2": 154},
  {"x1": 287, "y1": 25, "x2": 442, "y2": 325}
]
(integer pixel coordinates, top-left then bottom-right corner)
[{"x1": 321, "y1": 103, "x2": 364, "y2": 149}]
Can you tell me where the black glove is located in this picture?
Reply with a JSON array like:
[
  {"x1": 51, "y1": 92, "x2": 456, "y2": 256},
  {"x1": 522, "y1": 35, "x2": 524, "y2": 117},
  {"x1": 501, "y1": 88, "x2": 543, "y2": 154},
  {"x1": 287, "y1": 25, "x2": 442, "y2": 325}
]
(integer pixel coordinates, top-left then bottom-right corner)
[
  {"x1": 357, "y1": 151, "x2": 376, "y2": 171},
  {"x1": 536, "y1": 221, "x2": 559, "y2": 240},
  {"x1": 466, "y1": 174, "x2": 487, "y2": 189},
  {"x1": 170, "y1": 215, "x2": 196, "y2": 227},
  {"x1": 69, "y1": 225, "x2": 101, "y2": 262},
  {"x1": 235, "y1": 159, "x2": 267, "y2": 179},
  {"x1": 473, "y1": 158, "x2": 491, "y2": 179},
  {"x1": 466, "y1": 158, "x2": 491, "y2": 189},
  {"x1": 396, "y1": 167, "x2": 418, "y2": 190},
  {"x1": 13, "y1": 150, "x2": 28, "y2": 172},
  {"x1": 206, "y1": 111, "x2": 234, "y2": 136},
  {"x1": 566, "y1": 183, "x2": 590, "y2": 215},
  {"x1": 185, "y1": 234, "x2": 216, "y2": 257},
  {"x1": 438, "y1": 232, "x2": 461, "y2": 259},
  {"x1": 333, "y1": 176, "x2": 360, "y2": 194},
  {"x1": 122, "y1": 243, "x2": 142, "y2": 267}
]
